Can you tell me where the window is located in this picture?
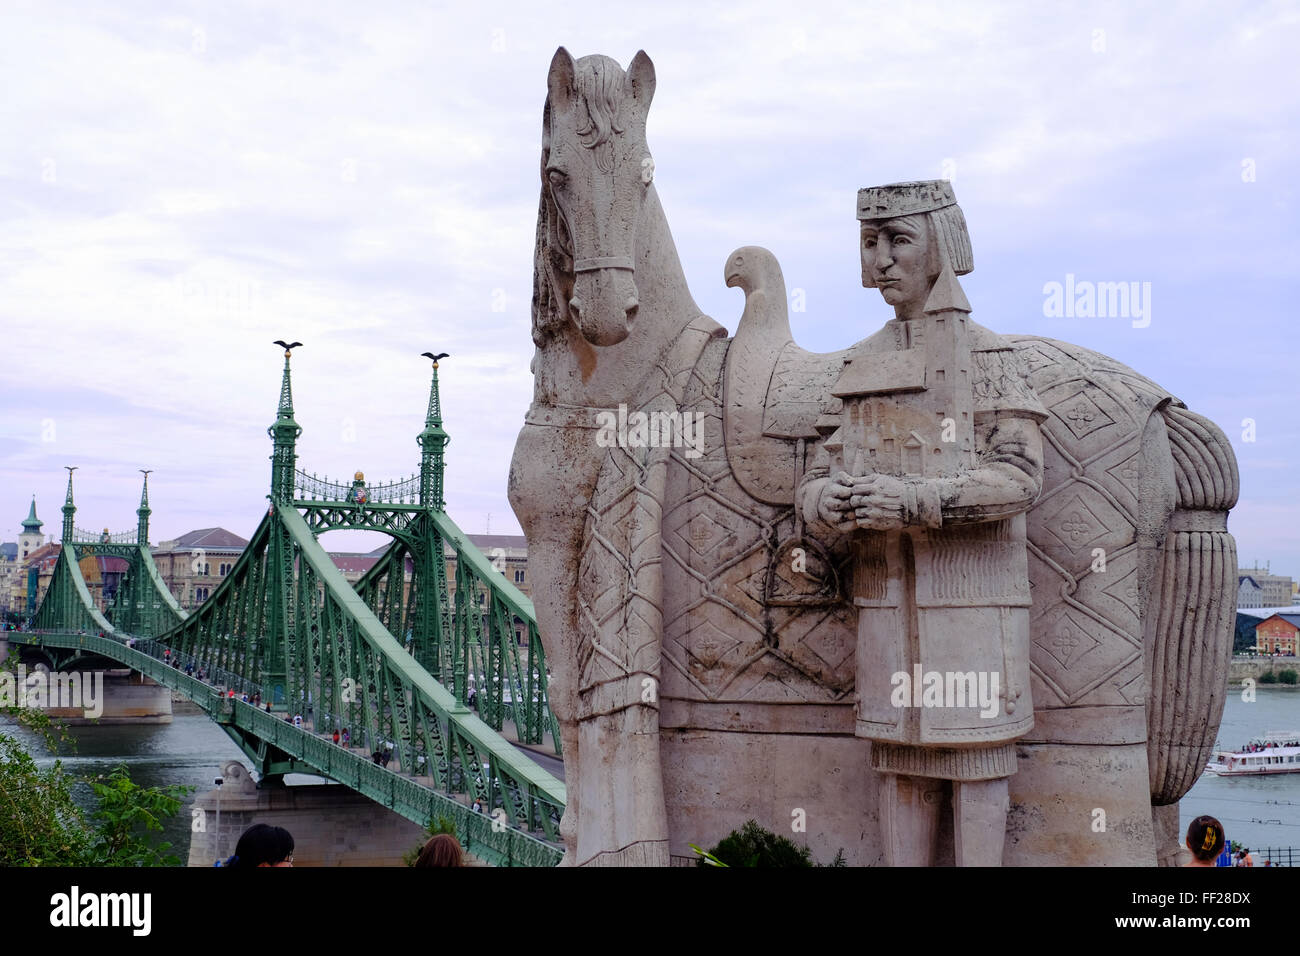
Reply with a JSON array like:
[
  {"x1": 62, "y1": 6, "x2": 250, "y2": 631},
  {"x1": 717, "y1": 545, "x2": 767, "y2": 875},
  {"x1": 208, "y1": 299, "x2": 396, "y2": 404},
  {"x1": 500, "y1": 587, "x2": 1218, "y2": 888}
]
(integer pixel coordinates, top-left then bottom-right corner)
[{"x1": 514, "y1": 569, "x2": 525, "y2": 584}]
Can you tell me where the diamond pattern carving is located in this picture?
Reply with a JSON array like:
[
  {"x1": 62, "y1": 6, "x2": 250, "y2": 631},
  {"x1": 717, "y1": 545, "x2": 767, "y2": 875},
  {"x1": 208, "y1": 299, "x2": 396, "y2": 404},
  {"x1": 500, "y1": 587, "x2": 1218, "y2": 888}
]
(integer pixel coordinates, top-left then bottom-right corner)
[{"x1": 1051, "y1": 389, "x2": 1116, "y2": 440}]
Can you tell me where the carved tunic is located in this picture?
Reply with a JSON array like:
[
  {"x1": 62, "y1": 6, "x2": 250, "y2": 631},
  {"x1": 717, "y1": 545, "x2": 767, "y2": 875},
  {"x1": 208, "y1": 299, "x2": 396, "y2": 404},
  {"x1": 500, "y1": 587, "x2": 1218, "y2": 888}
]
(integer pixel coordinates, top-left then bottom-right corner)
[{"x1": 797, "y1": 315, "x2": 1048, "y2": 780}]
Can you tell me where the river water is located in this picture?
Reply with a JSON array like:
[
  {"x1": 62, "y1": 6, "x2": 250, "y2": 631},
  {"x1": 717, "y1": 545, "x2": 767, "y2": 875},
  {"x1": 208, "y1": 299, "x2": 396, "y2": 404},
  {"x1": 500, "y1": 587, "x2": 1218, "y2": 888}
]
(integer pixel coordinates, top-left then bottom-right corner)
[
  {"x1": 1, "y1": 707, "x2": 247, "y2": 864},
  {"x1": 4, "y1": 688, "x2": 1297, "y2": 865},
  {"x1": 1179, "y1": 686, "x2": 1300, "y2": 863}
]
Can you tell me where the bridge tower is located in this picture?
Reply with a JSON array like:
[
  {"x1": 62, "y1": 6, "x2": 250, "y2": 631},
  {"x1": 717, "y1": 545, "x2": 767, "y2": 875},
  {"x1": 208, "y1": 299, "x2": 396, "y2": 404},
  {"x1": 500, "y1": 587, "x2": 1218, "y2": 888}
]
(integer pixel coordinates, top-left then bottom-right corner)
[
  {"x1": 136, "y1": 470, "x2": 152, "y2": 546},
  {"x1": 415, "y1": 355, "x2": 455, "y2": 688},
  {"x1": 418, "y1": 357, "x2": 449, "y2": 510},
  {"x1": 264, "y1": 344, "x2": 302, "y2": 705},
  {"x1": 60, "y1": 466, "x2": 77, "y2": 544}
]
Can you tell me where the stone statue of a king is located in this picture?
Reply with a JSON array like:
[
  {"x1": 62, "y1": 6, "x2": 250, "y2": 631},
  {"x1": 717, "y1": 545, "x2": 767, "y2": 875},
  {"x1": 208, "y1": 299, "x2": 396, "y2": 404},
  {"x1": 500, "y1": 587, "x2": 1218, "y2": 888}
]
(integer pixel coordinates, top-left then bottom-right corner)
[{"x1": 797, "y1": 180, "x2": 1047, "y2": 866}]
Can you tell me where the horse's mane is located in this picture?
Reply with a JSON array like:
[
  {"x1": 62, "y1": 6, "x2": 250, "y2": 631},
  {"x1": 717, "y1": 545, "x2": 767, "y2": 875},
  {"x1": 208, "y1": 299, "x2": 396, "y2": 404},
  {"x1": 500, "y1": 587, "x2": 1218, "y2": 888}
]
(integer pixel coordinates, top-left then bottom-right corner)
[
  {"x1": 531, "y1": 56, "x2": 633, "y2": 347},
  {"x1": 531, "y1": 97, "x2": 567, "y2": 347}
]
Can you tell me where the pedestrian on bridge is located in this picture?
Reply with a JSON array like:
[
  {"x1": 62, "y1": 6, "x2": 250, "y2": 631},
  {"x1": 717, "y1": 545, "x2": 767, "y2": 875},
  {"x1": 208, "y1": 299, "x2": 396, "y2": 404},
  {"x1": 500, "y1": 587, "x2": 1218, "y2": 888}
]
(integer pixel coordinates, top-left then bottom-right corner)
[
  {"x1": 342, "y1": 729, "x2": 350, "y2": 748},
  {"x1": 333, "y1": 730, "x2": 340, "y2": 745}
]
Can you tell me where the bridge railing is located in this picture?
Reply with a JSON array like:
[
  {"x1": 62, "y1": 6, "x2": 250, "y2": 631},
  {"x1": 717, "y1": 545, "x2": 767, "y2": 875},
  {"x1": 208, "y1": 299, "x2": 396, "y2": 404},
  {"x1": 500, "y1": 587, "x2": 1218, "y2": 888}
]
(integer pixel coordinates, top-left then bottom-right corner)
[
  {"x1": 9, "y1": 627, "x2": 563, "y2": 866},
  {"x1": 72, "y1": 527, "x2": 136, "y2": 544},
  {"x1": 9, "y1": 630, "x2": 231, "y2": 714},
  {"x1": 293, "y1": 470, "x2": 421, "y2": 505},
  {"x1": 231, "y1": 700, "x2": 560, "y2": 866}
]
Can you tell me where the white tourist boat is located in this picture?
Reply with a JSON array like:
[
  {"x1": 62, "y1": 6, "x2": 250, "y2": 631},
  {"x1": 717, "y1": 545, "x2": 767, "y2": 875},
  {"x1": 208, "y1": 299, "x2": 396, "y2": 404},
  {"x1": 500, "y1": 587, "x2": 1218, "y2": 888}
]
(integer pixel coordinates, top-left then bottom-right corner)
[{"x1": 1205, "y1": 731, "x2": 1300, "y2": 776}]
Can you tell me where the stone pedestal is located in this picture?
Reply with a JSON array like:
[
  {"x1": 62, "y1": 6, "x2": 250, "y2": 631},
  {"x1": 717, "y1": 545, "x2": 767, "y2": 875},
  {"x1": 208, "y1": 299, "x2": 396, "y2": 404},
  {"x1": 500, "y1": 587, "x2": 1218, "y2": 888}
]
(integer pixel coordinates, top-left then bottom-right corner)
[
  {"x1": 662, "y1": 729, "x2": 883, "y2": 866},
  {"x1": 1005, "y1": 742, "x2": 1156, "y2": 866}
]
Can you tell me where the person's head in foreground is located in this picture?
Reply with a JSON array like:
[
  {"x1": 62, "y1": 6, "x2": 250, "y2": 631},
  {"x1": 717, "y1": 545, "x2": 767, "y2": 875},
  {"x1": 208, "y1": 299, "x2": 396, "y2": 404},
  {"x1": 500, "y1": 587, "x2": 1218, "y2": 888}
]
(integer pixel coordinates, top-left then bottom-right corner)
[
  {"x1": 1183, "y1": 815, "x2": 1224, "y2": 867},
  {"x1": 415, "y1": 833, "x2": 464, "y2": 868},
  {"x1": 223, "y1": 823, "x2": 295, "y2": 867}
]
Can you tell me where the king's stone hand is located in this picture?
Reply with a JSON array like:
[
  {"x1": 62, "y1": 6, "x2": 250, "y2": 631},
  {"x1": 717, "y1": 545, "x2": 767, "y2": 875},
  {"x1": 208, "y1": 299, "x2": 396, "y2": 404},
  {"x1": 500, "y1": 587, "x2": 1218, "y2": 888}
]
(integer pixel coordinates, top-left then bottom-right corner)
[
  {"x1": 815, "y1": 471, "x2": 859, "y2": 533},
  {"x1": 849, "y1": 474, "x2": 908, "y2": 530}
]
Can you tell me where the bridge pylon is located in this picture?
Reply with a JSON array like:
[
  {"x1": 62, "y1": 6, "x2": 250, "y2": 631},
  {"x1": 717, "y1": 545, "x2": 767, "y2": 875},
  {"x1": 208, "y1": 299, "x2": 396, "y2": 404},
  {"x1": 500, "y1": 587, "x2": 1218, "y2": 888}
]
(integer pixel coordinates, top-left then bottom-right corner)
[{"x1": 22, "y1": 345, "x2": 566, "y2": 865}]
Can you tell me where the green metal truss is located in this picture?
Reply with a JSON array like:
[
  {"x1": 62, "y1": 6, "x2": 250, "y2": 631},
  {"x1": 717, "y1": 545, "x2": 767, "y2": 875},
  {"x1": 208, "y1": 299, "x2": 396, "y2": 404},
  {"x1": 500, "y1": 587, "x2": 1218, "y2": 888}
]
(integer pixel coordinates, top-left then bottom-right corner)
[
  {"x1": 23, "y1": 350, "x2": 566, "y2": 865},
  {"x1": 31, "y1": 470, "x2": 188, "y2": 638},
  {"x1": 7, "y1": 629, "x2": 561, "y2": 867}
]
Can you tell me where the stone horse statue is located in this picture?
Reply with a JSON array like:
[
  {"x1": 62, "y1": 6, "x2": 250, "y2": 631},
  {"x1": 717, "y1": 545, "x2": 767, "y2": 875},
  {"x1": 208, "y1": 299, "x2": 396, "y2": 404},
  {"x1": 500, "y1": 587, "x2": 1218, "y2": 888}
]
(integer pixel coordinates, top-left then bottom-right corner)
[{"x1": 508, "y1": 48, "x2": 1238, "y2": 866}]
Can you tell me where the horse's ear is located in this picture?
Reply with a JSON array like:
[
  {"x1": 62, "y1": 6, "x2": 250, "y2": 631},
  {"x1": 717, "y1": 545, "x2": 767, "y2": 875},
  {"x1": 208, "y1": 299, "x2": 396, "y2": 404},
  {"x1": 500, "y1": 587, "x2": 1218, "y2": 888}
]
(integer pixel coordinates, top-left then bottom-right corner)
[
  {"x1": 548, "y1": 47, "x2": 576, "y2": 112},
  {"x1": 626, "y1": 50, "x2": 656, "y2": 112}
]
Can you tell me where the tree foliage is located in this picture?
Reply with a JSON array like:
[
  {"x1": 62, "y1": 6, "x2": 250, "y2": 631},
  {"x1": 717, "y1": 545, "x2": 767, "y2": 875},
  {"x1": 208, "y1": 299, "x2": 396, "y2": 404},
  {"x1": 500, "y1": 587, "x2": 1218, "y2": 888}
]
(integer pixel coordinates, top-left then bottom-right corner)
[
  {"x1": 698, "y1": 819, "x2": 814, "y2": 868},
  {"x1": 0, "y1": 731, "x2": 190, "y2": 866},
  {"x1": 82, "y1": 766, "x2": 187, "y2": 866},
  {"x1": 0, "y1": 732, "x2": 88, "y2": 866},
  {"x1": 1, "y1": 655, "x2": 190, "y2": 866}
]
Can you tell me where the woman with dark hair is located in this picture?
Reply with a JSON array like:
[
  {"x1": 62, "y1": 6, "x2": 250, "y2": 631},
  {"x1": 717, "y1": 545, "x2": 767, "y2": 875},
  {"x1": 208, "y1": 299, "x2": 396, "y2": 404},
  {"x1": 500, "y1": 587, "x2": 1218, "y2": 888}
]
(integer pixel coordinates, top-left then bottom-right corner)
[
  {"x1": 1183, "y1": 815, "x2": 1225, "y2": 867},
  {"x1": 219, "y1": 824, "x2": 295, "y2": 868},
  {"x1": 414, "y1": 833, "x2": 464, "y2": 868}
]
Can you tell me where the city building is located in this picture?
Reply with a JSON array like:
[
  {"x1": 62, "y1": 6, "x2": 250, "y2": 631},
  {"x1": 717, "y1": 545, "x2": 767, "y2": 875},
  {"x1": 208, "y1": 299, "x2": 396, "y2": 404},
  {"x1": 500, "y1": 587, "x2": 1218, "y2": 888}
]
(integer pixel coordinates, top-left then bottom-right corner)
[
  {"x1": 1238, "y1": 575, "x2": 1265, "y2": 609},
  {"x1": 2, "y1": 499, "x2": 50, "y2": 615},
  {"x1": 330, "y1": 552, "x2": 384, "y2": 584},
  {"x1": 1238, "y1": 564, "x2": 1295, "y2": 609},
  {"x1": 19, "y1": 499, "x2": 47, "y2": 560},
  {"x1": 0, "y1": 542, "x2": 18, "y2": 616},
  {"x1": 458, "y1": 533, "x2": 530, "y2": 598},
  {"x1": 152, "y1": 528, "x2": 250, "y2": 609},
  {"x1": 1255, "y1": 612, "x2": 1300, "y2": 656},
  {"x1": 21, "y1": 542, "x2": 62, "y2": 617}
]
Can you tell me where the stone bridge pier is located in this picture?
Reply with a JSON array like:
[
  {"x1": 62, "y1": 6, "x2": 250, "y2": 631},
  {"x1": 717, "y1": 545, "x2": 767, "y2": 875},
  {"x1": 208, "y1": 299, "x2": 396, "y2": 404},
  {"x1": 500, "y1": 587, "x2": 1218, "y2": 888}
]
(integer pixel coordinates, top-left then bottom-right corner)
[
  {"x1": 3, "y1": 646, "x2": 172, "y2": 724},
  {"x1": 188, "y1": 762, "x2": 430, "y2": 867}
]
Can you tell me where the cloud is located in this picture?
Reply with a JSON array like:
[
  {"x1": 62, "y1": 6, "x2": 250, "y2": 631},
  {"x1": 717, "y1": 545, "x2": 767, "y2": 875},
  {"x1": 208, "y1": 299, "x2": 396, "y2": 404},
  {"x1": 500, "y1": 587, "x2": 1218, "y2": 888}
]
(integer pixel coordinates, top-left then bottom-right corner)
[{"x1": 1, "y1": 0, "x2": 1295, "y2": 574}]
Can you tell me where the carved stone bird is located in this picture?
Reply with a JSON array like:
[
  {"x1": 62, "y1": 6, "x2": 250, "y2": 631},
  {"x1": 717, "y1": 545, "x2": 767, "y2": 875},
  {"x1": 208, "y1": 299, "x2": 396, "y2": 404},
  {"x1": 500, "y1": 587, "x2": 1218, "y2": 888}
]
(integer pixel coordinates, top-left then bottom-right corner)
[{"x1": 724, "y1": 246, "x2": 791, "y2": 340}]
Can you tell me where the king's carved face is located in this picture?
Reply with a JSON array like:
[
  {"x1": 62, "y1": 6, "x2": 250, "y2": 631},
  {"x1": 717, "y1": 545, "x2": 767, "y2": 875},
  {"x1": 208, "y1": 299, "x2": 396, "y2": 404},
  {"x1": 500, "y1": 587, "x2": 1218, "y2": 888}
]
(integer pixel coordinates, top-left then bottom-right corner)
[{"x1": 861, "y1": 213, "x2": 939, "y2": 320}]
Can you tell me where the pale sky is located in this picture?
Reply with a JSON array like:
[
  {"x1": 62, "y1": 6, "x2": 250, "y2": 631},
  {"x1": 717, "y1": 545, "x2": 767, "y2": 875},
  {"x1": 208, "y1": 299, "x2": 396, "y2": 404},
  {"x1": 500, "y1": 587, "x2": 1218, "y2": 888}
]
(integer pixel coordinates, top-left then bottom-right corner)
[{"x1": 2, "y1": 1, "x2": 1297, "y2": 571}]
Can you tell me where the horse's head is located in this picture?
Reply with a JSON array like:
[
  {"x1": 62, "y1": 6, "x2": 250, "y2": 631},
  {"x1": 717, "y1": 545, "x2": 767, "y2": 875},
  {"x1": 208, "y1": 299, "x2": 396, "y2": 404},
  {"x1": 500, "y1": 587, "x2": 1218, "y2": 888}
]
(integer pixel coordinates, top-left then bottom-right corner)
[{"x1": 536, "y1": 48, "x2": 656, "y2": 348}]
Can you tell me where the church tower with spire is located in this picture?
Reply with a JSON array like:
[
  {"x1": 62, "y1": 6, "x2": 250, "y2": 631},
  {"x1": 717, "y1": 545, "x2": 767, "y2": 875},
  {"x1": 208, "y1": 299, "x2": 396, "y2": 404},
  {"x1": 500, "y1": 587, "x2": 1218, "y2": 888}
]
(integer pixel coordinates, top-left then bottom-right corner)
[{"x1": 19, "y1": 497, "x2": 44, "y2": 561}]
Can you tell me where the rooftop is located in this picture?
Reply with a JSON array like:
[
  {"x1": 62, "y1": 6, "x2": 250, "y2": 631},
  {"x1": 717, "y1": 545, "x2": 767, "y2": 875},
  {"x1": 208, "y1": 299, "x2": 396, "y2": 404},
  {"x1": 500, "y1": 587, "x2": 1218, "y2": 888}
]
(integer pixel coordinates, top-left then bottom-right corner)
[
  {"x1": 1239, "y1": 606, "x2": 1300, "y2": 618},
  {"x1": 330, "y1": 554, "x2": 382, "y2": 574},
  {"x1": 21, "y1": 498, "x2": 42, "y2": 532},
  {"x1": 464, "y1": 533, "x2": 528, "y2": 551},
  {"x1": 1256, "y1": 612, "x2": 1300, "y2": 628},
  {"x1": 156, "y1": 528, "x2": 250, "y2": 551}
]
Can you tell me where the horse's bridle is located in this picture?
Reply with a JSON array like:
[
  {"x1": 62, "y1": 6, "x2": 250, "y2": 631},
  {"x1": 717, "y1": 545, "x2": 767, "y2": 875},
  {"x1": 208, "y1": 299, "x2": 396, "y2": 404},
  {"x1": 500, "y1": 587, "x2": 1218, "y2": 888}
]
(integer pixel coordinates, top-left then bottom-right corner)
[{"x1": 573, "y1": 255, "x2": 634, "y2": 273}]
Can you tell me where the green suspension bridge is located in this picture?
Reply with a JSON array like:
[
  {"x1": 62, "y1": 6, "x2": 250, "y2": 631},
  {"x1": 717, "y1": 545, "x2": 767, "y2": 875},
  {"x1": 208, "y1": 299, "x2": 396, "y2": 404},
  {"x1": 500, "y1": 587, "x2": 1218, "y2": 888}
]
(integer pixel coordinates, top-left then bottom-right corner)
[{"x1": 8, "y1": 345, "x2": 565, "y2": 866}]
